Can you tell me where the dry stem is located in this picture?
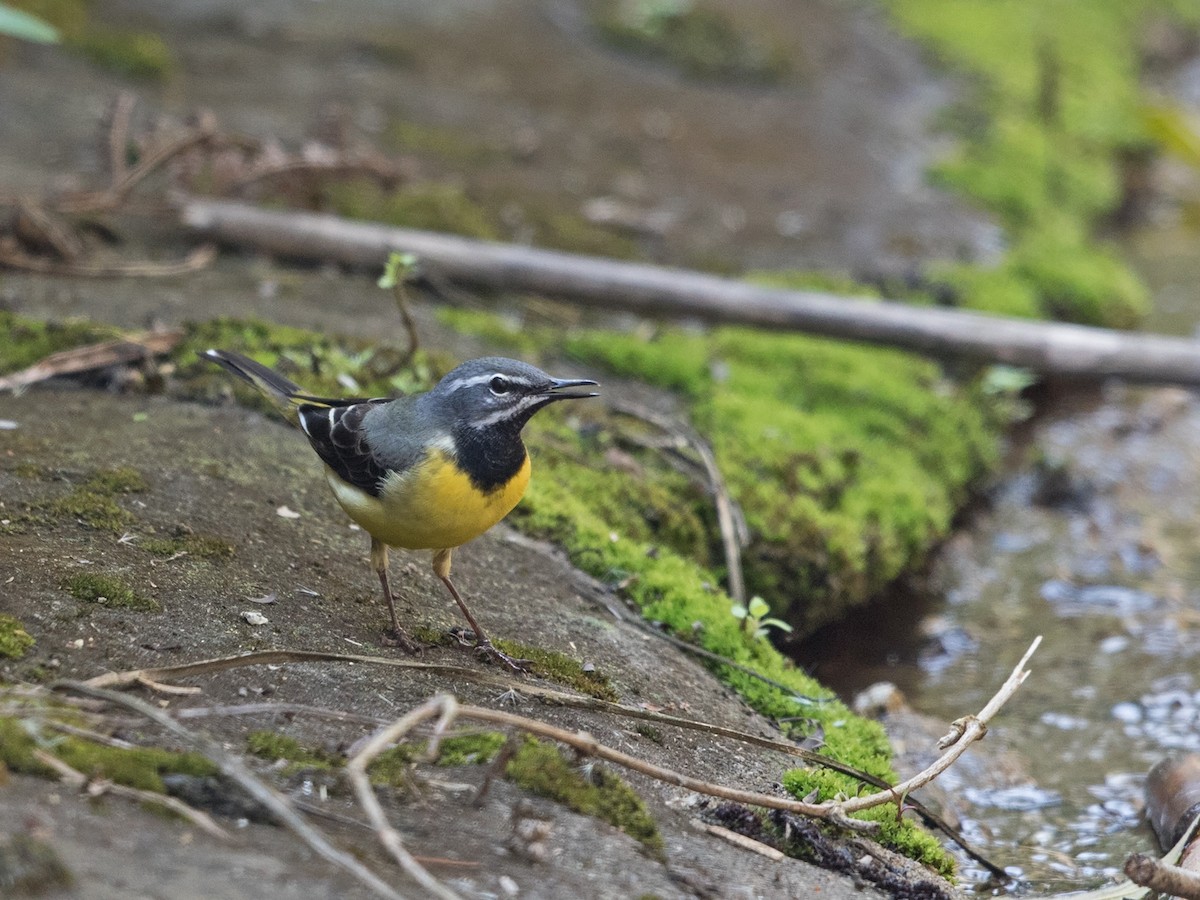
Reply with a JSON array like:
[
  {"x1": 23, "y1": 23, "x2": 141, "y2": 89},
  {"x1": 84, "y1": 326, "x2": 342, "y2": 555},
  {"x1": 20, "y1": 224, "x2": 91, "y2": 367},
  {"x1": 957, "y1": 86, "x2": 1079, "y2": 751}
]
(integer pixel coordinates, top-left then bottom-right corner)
[
  {"x1": 52, "y1": 681, "x2": 407, "y2": 900},
  {"x1": 1124, "y1": 853, "x2": 1200, "y2": 899},
  {"x1": 33, "y1": 748, "x2": 230, "y2": 841}
]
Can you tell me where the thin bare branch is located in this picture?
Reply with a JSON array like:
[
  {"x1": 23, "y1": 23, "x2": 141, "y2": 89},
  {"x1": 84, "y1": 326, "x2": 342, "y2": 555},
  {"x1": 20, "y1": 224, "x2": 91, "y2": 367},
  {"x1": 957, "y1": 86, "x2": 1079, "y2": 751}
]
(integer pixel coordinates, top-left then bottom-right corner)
[
  {"x1": 0, "y1": 329, "x2": 184, "y2": 392},
  {"x1": 344, "y1": 695, "x2": 464, "y2": 900},
  {"x1": 0, "y1": 242, "x2": 216, "y2": 278},
  {"x1": 692, "y1": 819, "x2": 785, "y2": 860},
  {"x1": 1124, "y1": 853, "x2": 1200, "y2": 899},
  {"x1": 51, "y1": 681, "x2": 407, "y2": 900},
  {"x1": 609, "y1": 398, "x2": 747, "y2": 604},
  {"x1": 33, "y1": 748, "x2": 231, "y2": 841},
  {"x1": 836, "y1": 636, "x2": 1041, "y2": 814},
  {"x1": 59, "y1": 122, "x2": 218, "y2": 213}
]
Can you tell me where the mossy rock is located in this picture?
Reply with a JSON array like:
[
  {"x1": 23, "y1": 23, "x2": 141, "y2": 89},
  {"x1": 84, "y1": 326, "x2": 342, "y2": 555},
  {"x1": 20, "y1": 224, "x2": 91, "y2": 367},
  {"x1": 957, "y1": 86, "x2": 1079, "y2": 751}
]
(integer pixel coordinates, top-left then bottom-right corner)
[
  {"x1": 0, "y1": 615, "x2": 35, "y2": 660},
  {"x1": 62, "y1": 572, "x2": 160, "y2": 613},
  {"x1": 882, "y1": 0, "x2": 1200, "y2": 330},
  {"x1": 507, "y1": 737, "x2": 665, "y2": 860},
  {"x1": 0, "y1": 715, "x2": 217, "y2": 792}
]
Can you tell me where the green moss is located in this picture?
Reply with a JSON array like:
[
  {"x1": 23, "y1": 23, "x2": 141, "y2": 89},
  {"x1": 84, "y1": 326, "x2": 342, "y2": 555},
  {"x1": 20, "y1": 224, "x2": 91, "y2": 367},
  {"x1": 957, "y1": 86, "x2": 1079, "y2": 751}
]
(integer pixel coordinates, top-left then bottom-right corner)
[
  {"x1": 0, "y1": 615, "x2": 35, "y2": 659},
  {"x1": 246, "y1": 730, "x2": 336, "y2": 772},
  {"x1": 367, "y1": 745, "x2": 418, "y2": 788},
  {"x1": 0, "y1": 311, "x2": 118, "y2": 374},
  {"x1": 780, "y1": 768, "x2": 952, "y2": 878},
  {"x1": 507, "y1": 737, "x2": 664, "y2": 859},
  {"x1": 883, "y1": 0, "x2": 1200, "y2": 328},
  {"x1": 173, "y1": 316, "x2": 441, "y2": 411},
  {"x1": 537, "y1": 319, "x2": 998, "y2": 634},
  {"x1": 435, "y1": 732, "x2": 507, "y2": 766},
  {"x1": 71, "y1": 25, "x2": 175, "y2": 80},
  {"x1": 62, "y1": 572, "x2": 160, "y2": 613},
  {"x1": 0, "y1": 715, "x2": 217, "y2": 792},
  {"x1": 492, "y1": 639, "x2": 620, "y2": 702},
  {"x1": 386, "y1": 119, "x2": 493, "y2": 165},
  {"x1": 84, "y1": 467, "x2": 147, "y2": 494},
  {"x1": 594, "y1": 0, "x2": 791, "y2": 84},
  {"x1": 33, "y1": 467, "x2": 146, "y2": 533},
  {"x1": 140, "y1": 532, "x2": 236, "y2": 560},
  {"x1": 634, "y1": 724, "x2": 664, "y2": 744},
  {"x1": 44, "y1": 489, "x2": 129, "y2": 532},
  {"x1": 327, "y1": 180, "x2": 499, "y2": 240}
]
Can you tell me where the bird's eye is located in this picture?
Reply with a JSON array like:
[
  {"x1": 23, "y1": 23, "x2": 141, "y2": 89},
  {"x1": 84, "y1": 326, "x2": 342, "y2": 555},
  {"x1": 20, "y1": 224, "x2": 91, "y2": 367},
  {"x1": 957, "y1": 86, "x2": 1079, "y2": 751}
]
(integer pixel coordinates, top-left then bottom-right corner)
[{"x1": 489, "y1": 375, "x2": 511, "y2": 395}]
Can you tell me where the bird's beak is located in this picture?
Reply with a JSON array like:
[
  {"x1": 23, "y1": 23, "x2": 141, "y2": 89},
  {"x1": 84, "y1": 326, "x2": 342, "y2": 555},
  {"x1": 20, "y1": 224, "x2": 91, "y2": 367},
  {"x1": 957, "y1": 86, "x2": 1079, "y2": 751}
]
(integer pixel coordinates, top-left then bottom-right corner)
[{"x1": 545, "y1": 377, "x2": 600, "y2": 401}]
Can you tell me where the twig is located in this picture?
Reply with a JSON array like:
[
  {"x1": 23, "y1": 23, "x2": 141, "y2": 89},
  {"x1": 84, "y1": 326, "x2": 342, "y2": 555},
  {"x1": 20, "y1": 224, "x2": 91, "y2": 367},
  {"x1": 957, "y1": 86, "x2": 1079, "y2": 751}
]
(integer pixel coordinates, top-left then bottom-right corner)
[
  {"x1": 58, "y1": 122, "x2": 218, "y2": 214},
  {"x1": 105, "y1": 91, "x2": 137, "y2": 182},
  {"x1": 181, "y1": 197, "x2": 1200, "y2": 387},
  {"x1": 33, "y1": 748, "x2": 230, "y2": 841},
  {"x1": 51, "y1": 681, "x2": 407, "y2": 900},
  {"x1": 835, "y1": 636, "x2": 1040, "y2": 814},
  {"x1": 344, "y1": 695, "x2": 464, "y2": 900},
  {"x1": 172, "y1": 690, "x2": 998, "y2": 874},
  {"x1": 608, "y1": 398, "x2": 748, "y2": 604},
  {"x1": 0, "y1": 328, "x2": 185, "y2": 392},
  {"x1": 86, "y1": 646, "x2": 1012, "y2": 875},
  {"x1": 1124, "y1": 853, "x2": 1200, "y2": 899},
  {"x1": 691, "y1": 819, "x2": 785, "y2": 860},
  {"x1": 176, "y1": 701, "x2": 388, "y2": 727},
  {"x1": 44, "y1": 720, "x2": 136, "y2": 749},
  {"x1": 0, "y1": 242, "x2": 216, "y2": 278},
  {"x1": 230, "y1": 158, "x2": 405, "y2": 194}
]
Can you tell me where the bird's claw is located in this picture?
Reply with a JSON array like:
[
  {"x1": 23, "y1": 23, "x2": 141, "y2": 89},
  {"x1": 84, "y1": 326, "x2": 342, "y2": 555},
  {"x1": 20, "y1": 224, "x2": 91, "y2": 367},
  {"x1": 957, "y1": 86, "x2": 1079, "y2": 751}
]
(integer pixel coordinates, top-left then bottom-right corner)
[
  {"x1": 382, "y1": 626, "x2": 422, "y2": 654},
  {"x1": 476, "y1": 641, "x2": 533, "y2": 673}
]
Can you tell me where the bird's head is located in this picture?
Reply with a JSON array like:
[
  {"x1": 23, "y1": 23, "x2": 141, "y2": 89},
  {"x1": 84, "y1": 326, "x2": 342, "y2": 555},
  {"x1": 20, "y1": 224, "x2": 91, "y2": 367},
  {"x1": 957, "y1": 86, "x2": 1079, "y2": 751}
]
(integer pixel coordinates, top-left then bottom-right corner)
[{"x1": 431, "y1": 357, "x2": 599, "y2": 433}]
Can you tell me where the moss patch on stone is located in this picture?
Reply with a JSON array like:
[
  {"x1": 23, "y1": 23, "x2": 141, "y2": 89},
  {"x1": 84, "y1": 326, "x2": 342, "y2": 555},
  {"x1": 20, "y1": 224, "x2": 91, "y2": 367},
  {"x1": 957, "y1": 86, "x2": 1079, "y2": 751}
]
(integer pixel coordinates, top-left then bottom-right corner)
[
  {"x1": 24, "y1": 466, "x2": 148, "y2": 534},
  {"x1": 0, "y1": 615, "x2": 35, "y2": 660},
  {"x1": 327, "y1": 180, "x2": 499, "y2": 240},
  {"x1": 507, "y1": 737, "x2": 664, "y2": 860},
  {"x1": 0, "y1": 308, "x2": 955, "y2": 869},
  {"x1": 492, "y1": 639, "x2": 620, "y2": 702},
  {"x1": 62, "y1": 572, "x2": 160, "y2": 613},
  {"x1": 0, "y1": 311, "x2": 118, "y2": 373},
  {"x1": 0, "y1": 715, "x2": 217, "y2": 792},
  {"x1": 140, "y1": 531, "x2": 236, "y2": 560},
  {"x1": 884, "y1": 0, "x2": 1200, "y2": 327},
  {"x1": 593, "y1": 0, "x2": 791, "y2": 84},
  {"x1": 246, "y1": 730, "x2": 337, "y2": 772}
]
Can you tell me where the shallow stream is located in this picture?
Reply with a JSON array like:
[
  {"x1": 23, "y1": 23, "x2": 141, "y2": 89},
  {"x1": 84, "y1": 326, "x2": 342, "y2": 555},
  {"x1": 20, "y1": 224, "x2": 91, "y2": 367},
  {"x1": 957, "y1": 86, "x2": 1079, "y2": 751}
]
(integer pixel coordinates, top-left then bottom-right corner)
[{"x1": 807, "y1": 223, "x2": 1200, "y2": 893}]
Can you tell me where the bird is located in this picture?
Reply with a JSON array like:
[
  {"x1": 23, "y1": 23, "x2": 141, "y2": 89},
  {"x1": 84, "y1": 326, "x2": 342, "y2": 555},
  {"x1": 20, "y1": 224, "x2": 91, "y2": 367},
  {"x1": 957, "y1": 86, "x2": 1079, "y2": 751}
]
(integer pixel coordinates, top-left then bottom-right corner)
[{"x1": 202, "y1": 348, "x2": 598, "y2": 671}]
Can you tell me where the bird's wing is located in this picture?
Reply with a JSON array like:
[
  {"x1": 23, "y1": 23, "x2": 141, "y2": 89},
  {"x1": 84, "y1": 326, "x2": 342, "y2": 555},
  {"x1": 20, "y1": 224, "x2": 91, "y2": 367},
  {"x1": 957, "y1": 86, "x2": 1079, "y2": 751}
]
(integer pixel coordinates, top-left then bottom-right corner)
[{"x1": 297, "y1": 400, "x2": 395, "y2": 497}]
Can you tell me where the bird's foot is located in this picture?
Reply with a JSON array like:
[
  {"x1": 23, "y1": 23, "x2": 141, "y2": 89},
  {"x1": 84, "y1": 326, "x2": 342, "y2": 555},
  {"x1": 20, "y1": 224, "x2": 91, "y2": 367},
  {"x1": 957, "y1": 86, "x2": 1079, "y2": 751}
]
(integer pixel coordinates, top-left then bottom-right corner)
[
  {"x1": 475, "y1": 640, "x2": 533, "y2": 673},
  {"x1": 381, "y1": 626, "x2": 422, "y2": 654}
]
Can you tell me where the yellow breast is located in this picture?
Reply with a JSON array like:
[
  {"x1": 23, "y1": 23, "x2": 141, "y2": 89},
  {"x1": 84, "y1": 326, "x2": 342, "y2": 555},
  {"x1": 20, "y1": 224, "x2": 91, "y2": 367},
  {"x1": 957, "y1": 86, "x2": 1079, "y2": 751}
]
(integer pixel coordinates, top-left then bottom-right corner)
[{"x1": 324, "y1": 450, "x2": 531, "y2": 550}]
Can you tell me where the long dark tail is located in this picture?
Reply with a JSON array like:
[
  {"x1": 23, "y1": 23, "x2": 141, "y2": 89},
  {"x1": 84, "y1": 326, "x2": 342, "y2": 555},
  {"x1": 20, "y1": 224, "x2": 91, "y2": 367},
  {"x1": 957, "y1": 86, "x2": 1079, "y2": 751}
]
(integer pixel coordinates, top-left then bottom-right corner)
[{"x1": 201, "y1": 349, "x2": 307, "y2": 406}]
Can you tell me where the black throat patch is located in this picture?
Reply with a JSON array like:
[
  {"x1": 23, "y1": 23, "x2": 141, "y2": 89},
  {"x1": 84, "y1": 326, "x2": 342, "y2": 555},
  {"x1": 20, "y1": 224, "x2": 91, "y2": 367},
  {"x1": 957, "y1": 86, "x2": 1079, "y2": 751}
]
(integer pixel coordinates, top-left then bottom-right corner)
[{"x1": 452, "y1": 423, "x2": 529, "y2": 493}]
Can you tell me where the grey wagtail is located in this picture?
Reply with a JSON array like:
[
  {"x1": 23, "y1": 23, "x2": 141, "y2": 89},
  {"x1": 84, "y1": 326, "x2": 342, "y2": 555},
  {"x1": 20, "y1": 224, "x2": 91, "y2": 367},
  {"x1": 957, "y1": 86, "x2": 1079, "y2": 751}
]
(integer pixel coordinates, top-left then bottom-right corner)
[{"x1": 202, "y1": 349, "x2": 598, "y2": 671}]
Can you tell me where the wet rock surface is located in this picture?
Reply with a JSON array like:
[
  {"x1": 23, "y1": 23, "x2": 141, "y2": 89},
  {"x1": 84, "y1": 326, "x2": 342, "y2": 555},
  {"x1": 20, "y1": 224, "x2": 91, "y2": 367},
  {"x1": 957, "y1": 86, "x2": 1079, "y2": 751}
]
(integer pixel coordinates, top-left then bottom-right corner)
[{"x1": 1, "y1": 389, "x2": 940, "y2": 898}]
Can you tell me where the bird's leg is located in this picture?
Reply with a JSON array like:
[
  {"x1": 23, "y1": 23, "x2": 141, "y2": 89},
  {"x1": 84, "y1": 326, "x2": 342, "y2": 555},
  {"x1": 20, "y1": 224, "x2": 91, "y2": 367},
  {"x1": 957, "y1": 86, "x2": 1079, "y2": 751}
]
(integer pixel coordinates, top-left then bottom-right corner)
[
  {"x1": 432, "y1": 548, "x2": 531, "y2": 673},
  {"x1": 372, "y1": 538, "x2": 419, "y2": 652}
]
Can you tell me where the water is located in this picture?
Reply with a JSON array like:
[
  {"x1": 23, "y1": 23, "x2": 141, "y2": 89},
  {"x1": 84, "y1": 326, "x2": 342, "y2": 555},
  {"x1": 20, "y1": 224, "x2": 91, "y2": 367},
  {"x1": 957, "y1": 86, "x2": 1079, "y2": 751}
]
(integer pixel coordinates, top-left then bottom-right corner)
[{"x1": 803, "y1": 223, "x2": 1200, "y2": 893}]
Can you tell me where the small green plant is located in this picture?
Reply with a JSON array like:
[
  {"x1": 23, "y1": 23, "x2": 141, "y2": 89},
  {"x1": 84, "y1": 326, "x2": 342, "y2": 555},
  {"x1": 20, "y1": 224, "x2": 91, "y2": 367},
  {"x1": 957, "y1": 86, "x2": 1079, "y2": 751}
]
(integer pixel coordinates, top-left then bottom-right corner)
[
  {"x1": 377, "y1": 251, "x2": 418, "y2": 290},
  {"x1": 731, "y1": 595, "x2": 792, "y2": 639}
]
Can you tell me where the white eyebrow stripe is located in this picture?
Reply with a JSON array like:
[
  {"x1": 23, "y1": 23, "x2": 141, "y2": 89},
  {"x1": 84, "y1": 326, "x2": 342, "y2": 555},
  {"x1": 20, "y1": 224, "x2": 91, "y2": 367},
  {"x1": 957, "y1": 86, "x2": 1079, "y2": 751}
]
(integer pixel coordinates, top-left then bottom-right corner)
[
  {"x1": 443, "y1": 372, "x2": 536, "y2": 393},
  {"x1": 469, "y1": 395, "x2": 543, "y2": 429}
]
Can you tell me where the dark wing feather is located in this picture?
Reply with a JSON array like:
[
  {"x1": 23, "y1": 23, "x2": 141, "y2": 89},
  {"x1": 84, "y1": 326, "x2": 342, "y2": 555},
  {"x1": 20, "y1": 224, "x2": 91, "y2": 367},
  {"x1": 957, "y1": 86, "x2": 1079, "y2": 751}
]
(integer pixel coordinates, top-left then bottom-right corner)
[{"x1": 298, "y1": 401, "x2": 392, "y2": 497}]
